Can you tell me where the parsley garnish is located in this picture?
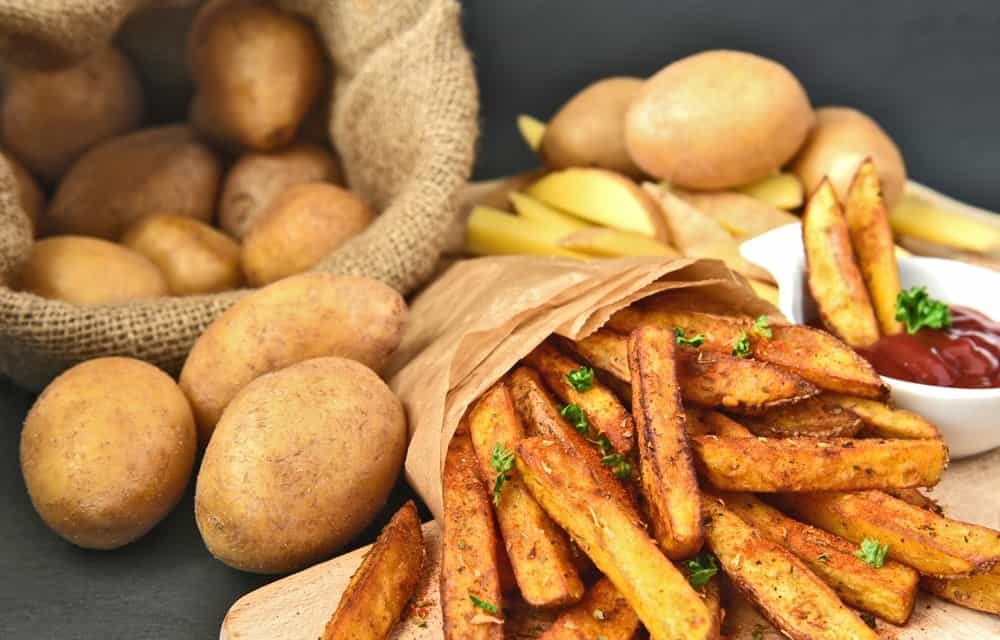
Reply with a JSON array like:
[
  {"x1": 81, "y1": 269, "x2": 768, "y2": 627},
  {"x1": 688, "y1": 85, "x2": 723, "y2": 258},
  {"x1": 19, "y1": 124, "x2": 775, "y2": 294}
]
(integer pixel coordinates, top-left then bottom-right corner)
[
  {"x1": 560, "y1": 403, "x2": 590, "y2": 436},
  {"x1": 731, "y1": 331, "x2": 752, "y2": 358},
  {"x1": 469, "y1": 593, "x2": 498, "y2": 614},
  {"x1": 566, "y1": 366, "x2": 594, "y2": 391},
  {"x1": 601, "y1": 453, "x2": 632, "y2": 480},
  {"x1": 895, "y1": 286, "x2": 951, "y2": 334},
  {"x1": 489, "y1": 443, "x2": 515, "y2": 506},
  {"x1": 684, "y1": 553, "x2": 719, "y2": 589},
  {"x1": 752, "y1": 315, "x2": 773, "y2": 339},
  {"x1": 674, "y1": 327, "x2": 705, "y2": 347},
  {"x1": 752, "y1": 624, "x2": 765, "y2": 640},
  {"x1": 854, "y1": 538, "x2": 889, "y2": 568},
  {"x1": 860, "y1": 612, "x2": 877, "y2": 628}
]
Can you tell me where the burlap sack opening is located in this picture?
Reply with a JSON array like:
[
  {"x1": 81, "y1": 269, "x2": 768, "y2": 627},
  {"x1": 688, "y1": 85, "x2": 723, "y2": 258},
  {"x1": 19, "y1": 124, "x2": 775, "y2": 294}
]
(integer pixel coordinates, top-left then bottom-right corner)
[{"x1": 0, "y1": 0, "x2": 479, "y2": 390}]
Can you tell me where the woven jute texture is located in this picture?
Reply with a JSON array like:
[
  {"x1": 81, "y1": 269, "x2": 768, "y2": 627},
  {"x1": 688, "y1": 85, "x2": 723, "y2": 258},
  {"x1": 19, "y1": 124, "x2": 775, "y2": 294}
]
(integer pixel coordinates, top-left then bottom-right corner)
[{"x1": 0, "y1": 0, "x2": 479, "y2": 390}]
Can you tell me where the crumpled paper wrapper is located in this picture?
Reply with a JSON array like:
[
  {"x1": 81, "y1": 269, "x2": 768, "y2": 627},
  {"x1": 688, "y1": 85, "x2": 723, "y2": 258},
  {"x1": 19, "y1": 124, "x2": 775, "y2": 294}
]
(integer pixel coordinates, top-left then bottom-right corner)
[{"x1": 387, "y1": 255, "x2": 778, "y2": 519}]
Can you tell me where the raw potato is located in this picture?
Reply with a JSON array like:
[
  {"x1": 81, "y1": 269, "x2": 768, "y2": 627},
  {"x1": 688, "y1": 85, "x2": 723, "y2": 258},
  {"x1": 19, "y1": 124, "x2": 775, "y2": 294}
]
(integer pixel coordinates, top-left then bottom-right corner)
[
  {"x1": 679, "y1": 190, "x2": 798, "y2": 238},
  {"x1": 737, "y1": 172, "x2": 804, "y2": 209},
  {"x1": 1, "y1": 46, "x2": 143, "y2": 182},
  {"x1": 219, "y1": 143, "x2": 342, "y2": 238},
  {"x1": 188, "y1": 0, "x2": 325, "y2": 151},
  {"x1": 241, "y1": 183, "x2": 374, "y2": 286},
  {"x1": 465, "y1": 206, "x2": 586, "y2": 259},
  {"x1": 625, "y1": 50, "x2": 815, "y2": 189},
  {"x1": 15, "y1": 236, "x2": 168, "y2": 304},
  {"x1": 792, "y1": 106, "x2": 907, "y2": 208},
  {"x1": 540, "y1": 77, "x2": 644, "y2": 176},
  {"x1": 517, "y1": 114, "x2": 546, "y2": 151},
  {"x1": 45, "y1": 125, "x2": 221, "y2": 240},
  {"x1": 195, "y1": 357, "x2": 406, "y2": 573},
  {"x1": 2, "y1": 152, "x2": 44, "y2": 233},
  {"x1": 121, "y1": 214, "x2": 243, "y2": 295},
  {"x1": 21, "y1": 358, "x2": 196, "y2": 549},
  {"x1": 179, "y1": 272, "x2": 406, "y2": 443}
]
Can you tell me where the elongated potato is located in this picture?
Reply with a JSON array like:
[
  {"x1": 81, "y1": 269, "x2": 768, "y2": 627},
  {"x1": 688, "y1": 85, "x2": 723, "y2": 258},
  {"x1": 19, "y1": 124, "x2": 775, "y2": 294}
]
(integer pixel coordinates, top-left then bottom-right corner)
[
  {"x1": 741, "y1": 395, "x2": 863, "y2": 438},
  {"x1": 515, "y1": 436, "x2": 715, "y2": 640},
  {"x1": 884, "y1": 487, "x2": 943, "y2": 514},
  {"x1": 692, "y1": 437, "x2": 947, "y2": 492},
  {"x1": 922, "y1": 572, "x2": 1000, "y2": 615},
  {"x1": 537, "y1": 577, "x2": 640, "y2": 640},
  {"x1": 826, "y1": 394, "x2": 940, "y2": 440},
  {"x1": 468, "y1": 384, "x2": 583, "y2": 607},
  {"x1": 697, "y1": 410, "x2": 755, "y2": 438},
  {"x1": 3, "y1": 152, "x2": 44, "y2": 233},
  {"x1": 627, "y1": 326, "x2": 703, "y2": 558},
  {"x1": 701, "y1": 499, "x2": 878, "y2": 640},
  {"x1": 779, "y1": 491, "x2": 1000, "y2": 578},
  {"x1": 441, "y1": 431, "x2": 504, "y2": 639},
  {"x1": 321, "y1": 501, "x2": 424, "y2": 640},
  {"x1": 803, "y1": 179, "x2": 880, "y2": 347}
]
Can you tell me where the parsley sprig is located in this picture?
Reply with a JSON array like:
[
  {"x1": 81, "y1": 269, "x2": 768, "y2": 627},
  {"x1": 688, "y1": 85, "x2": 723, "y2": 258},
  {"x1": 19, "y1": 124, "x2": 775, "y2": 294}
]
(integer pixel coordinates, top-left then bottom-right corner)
[
  {"x1": 895, "y1": 286, "x2": 951, "y2": 334},
  {"x1": 566, "y1": 366, "x2": 594, "y2": 391},
  {"x1": 674, "y1": 327, "x2": 705, "y2": 347},
  {"x1": 560, "y1": 403, "x2": 590, "y2": 436},
  {"x1": 854, "y1": 537, "x2": 890, "y2": 568},
  {"x1": 489, "y1": 443, "x2": 515, "y2": 506},
  {"x1": 684, "y1": 553, "x2": 719, "y2": 589},
  {"x1": 752, "y1": 315, "x2": 773, "y2": 339},
  {"x1": 731, "y1": 331, "x2": 752, "y2": 358},
  {"x1": 600, "y1": 453, "x2": 632, "y2": 480},
  {"x1": 469, "y1": 593, "x2": 498, "y2": 614}
]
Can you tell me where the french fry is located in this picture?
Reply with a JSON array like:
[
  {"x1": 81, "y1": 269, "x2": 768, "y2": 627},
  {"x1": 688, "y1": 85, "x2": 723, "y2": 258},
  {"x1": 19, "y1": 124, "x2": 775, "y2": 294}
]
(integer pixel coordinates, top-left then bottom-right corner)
[
  {"x1": 628, "y1": 325, "x2": 703, "y2": 558},
  {"x1": 558, "y1": 227, "x2": 681, "y2": 258},
  {"x1": 510, "y1": 191, "x2": 592, "y2": 236},
  {"x1": 779, "y1": 490, "x2": 1000, "y2": 578},
  {"x1": 515, "y1": 436, "x2": 716, "y2": 640},
  {"x1": 691, "y1": 437, "x2": 947, "y2": 492},
  {"x1": 701, "y1": 498, "x2": 878, "y2": 640},
  {"x1": 700, "y1": 576, "x2": 725, "y2": 634},
  {"x1": 700, "y1": 410, "x2": 755, "y2": 437},
  {"x1": 441, "y1": 431, "x2": 504, "y2": 639},
  {"x1": 844, "y1": 159, "x2": 903, "y2": 335},
  {"x1": 802, "y1": 178, "x2": 880, "y2": 347},
  {"x1": 718, "y1": 492, "x2": 918, "y2": 624},
  {"x1": 740, "y1": 395, "x2": 863, "y2": 438},
  {"x1": 321, "y1": 501, "x2": 425, "y2": 640},
  {"x1": 922, "y1": 572, "x2": 1000, "y2": 615},
  {"x1": 607, "y1": 307, "x2": 745, "y2": 353},
  {"x1": 537, "y1": 577, "x2": 640, "y2": 640},
  {"x1": 826, "y1": 393, "x2": 941, "y2": 440},
  {"x1": 467, "y1": 384, "x2": 584, "y2": 607},
  {"x1": 523, "y1": 342, "x2": 635, "y2": 453},
  {"x1": 465, "y1": 205, "x2": 587, "y2": 259}
]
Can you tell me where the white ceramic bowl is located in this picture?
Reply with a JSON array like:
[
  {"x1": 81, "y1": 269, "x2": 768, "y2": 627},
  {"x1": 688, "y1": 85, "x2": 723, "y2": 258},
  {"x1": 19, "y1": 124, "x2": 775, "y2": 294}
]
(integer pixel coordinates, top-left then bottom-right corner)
[{"x1": 741, "y1": 223, "x2": 1000, "y2": 458}]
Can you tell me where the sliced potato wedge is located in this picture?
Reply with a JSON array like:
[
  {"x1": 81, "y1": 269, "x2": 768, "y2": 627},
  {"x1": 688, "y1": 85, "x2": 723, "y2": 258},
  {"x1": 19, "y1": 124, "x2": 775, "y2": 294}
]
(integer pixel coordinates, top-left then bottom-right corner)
[
  {"x1": 826, "y1": 393, "x2": 941, "y2": 440},
  {"x1": 740, "y1": 395, "x2": 863, "y2": 438},
  {"x1": 537, "y1": 577, "x2": 640, "y2": 640}
]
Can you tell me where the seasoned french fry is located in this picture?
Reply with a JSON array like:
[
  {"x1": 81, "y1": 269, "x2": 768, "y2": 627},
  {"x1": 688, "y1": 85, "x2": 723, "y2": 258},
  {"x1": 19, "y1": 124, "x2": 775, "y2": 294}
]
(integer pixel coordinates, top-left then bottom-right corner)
[
  {"x1": 321, "y1": 501, "x2": 425, "y2": 640},
  {"x1": 523, "y1": 342, "x2": 635, "y2": 453},
  {"x1": 701, "y1": 498, "x2": 878, "y2": 640},
  {"x1": 607, "y1": 307, "x2": 745, "y2": 353},
  {"x1": 515, "y1": 436, "x2": 715, "y2": 640},
  {"x1": 802, "y1": 178, "x2": 880, "y2": 347},
  {"x1": 844, "y1": 159, "x2": 903, "y2": 335},
  {"x1": 719, "y1": 492, "x2": 918, "y2": 624},
  {"x1": 700, "y1": 576, "x2": 725, "y2": 635},
  {"x1": 441, "y1": 431, "x2": 504, "y2": 639},
  {"x1": 628, "y1": 326, "x2": 703, "y2": 558},
  {"x1": 922, "y1": 572, "x2": 1000, "y2": 615},
  {"x1": 468, "y1": 384, "x2": 583, "y2": 607},
  {"x1": 883, "y1": 487, "x2": 943, "y2": 514},
  {"x1": 740, "y1": 395, "x2": 863, "y2": 438},
  {"x1": 779, "y1": 490, "x2": 1000, "y2": 578},
  {"x1": 537, "y1": 577, "x2": 640, "y2": 640},
  {"x1": 826, "y1": 393, "x2": 941, "y2": 440},
  {"x1": 692, "y1": 437, "x2": 947, "y2": 492},
  {"x1": 700, "y1": 410, "x2": 755, "y2": 437}
]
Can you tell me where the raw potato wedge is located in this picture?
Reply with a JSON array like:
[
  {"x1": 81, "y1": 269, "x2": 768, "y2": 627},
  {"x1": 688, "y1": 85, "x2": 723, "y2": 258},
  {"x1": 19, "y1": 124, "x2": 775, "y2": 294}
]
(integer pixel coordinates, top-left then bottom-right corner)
[
  {"x1": 537, "y1": 577, "x2": 640, "y2": 640},
  {"x1": 720, "y1": 492, "x2": 918, "y2": 624},
  {"x1": 515, "y1": 437, "x2": 715, "y2": 640},
  {"x1": 701, "y1": 499, "x2": 878, "y2": 640},
  {"x1": 826, "y1": 394, "x2": 941, "y2": 440},
  {"x1": 679, "y1": 190, "x2": 798, "y2": 238},
  {"x1": 740, "y1": 395, "x2": 863, "y2": 438},
  {"x1": 441, "y1": 431, "x2": 504, "y2": 639},
  {"x1": 510, "y1": 191, "x2": 592, "y2": 236},
  {"x1": 558, "y1": 227, "x2": 680, "y2": 258},
  {"x1": 467, "y1": 384, "x2": 584, "y2": 607},
  {"x1": 738, "y1": 172, "x2": 804, "y2": 210},
  {"x1": 523, "y1": 342, "x2": 635, "y2": 454},
  {"x1": 691, "y1": 436, "x2": 947, "y2": 492},
  {"x1": 465, "y1": 206, "x2": 587, "y2": 259},
  {"x1": 321, "y1": 501, "x2": 425, "y2": 640},
  {"x1": 779, "y1": 491, "x2": 1000, "y2": 578},
  {"x1": 802, "y1": 179, "x2": 880, "y2": 347},
  {"x1": 922, "y1": 572, "x2": 1000, "y2": 615},
  {"x1": 844, "y1": 159, "x2": 903, "y2": 335},
  {"x1": 627, "y1": 326, "x2": 703, "y2": 558},
  {"x1": 517, "y1": 114, "x2": 546, "y2": 151},
  {"x1": 890, "y1": 192, "x2": 1000, "y2": 254}
]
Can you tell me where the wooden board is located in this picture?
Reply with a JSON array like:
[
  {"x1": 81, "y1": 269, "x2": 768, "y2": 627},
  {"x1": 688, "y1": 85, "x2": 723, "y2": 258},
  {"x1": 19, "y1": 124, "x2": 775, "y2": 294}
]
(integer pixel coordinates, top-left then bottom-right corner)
[{"x1": 221, "y1": 447, "x2": 1000, "y2": 640}]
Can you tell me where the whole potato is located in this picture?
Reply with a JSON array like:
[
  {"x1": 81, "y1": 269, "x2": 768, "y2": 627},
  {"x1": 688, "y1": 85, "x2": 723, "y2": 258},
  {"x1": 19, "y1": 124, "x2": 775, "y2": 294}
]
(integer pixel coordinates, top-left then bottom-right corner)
[
  {"x1": 791, "y1": 106, "x2": 907, "y2": 208},
  {"x1": 195, "y1": 356, "x2": 406, "y2": 573},
  {"x1": 21, "y1": 357, "x2": 196, "y2": 549},
  {"x1": 241, "y1": 183, "x2": 373, "y2": 286},
  {"x1": 121, "y1": 214, "x2": 243, "y2": 295},
  {"x1": 625, "y1": 50, "x2": 815, "y2": 190},
  {"x1": 179, "y1": 272, "x2": 407, "y2": 443},
  {"x1": 188, "y1": 0, "x2": 325, "y2": 151},
  {"x1": 219, "y1": 143, "x2": 342, "y2": 238},
  {"x1": 15, "y1": 236, "x2": 168, "y2": 304},
  {"x1": 44, "y1": 125, "x2": 221, "y2": 239},
  {"x1": 2, "y1": 152, "x2": 44, "y2": 234},
  {"x1": 541, "y1": 76, "x2": 644, "y2": 176},
  {"x1": 0, "y1": 46, "x2": 143, "y2": 183}
]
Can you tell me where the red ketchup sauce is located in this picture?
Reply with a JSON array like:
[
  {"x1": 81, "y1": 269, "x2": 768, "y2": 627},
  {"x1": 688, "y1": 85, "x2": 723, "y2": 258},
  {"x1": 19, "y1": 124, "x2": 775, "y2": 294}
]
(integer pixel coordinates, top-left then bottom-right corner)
[{"x1": 857, "y1": 306, "x2": 1000, "y2": 389}]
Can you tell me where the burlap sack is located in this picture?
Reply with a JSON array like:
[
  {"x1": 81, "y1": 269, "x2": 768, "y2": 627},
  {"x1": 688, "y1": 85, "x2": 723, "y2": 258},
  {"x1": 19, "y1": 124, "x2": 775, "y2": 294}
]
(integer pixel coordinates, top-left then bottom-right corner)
[{"x1": 0, "y1": 0, "x2": 479, "y2": 390}]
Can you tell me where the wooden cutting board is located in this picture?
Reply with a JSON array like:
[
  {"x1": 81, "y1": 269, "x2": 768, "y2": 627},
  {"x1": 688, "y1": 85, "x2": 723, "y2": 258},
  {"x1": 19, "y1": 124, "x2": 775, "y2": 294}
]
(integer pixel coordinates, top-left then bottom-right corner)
[{"x1": 220, "y1": 447, "x2": 1000, "y2": 640}]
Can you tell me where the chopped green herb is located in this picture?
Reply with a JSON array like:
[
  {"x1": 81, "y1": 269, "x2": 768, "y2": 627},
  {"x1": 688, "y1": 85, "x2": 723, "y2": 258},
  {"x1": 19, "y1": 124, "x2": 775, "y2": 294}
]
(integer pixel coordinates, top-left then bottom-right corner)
[
  {"x1": 489, "y1": 443, "x2": 515, "y2": 506},
  {"x1": 860, "y1": 612, "x2": 877, "y2": 628},
  {"x1": 684, "y1": 553, "x2": 719, "y2": 589},
  {"x1": 752, "y1": 623, "x2": 765, "y2": 640},
  {"x1": 469, "y1": 594, "x2": 498, "y2": 614},
  {"x1": 560, "y1": 403, "x2": 590, "y2": 436},
  {"x1": 854, "y1": 538, "x2": 890, "y2": 568},
  {"x1": 753, "y1": 315, "x2": 773, "y2": 339},
  {"x1": 592, "y1": 608, "x2": 606, "y2": 621},
  {"x1": 589, "y1": 434, "x2": 613, "y2": 456},
  {"x1": 601, "y1": 453, "x2": 632, "y2": 480},
  {"x1": 731, "y1": 331, "x2": 752, "y2": 358},
  {"x1": 895, "y1": 286, "x2": 951, "y2": 334},
  {"x1": 566, "y1": 366, "x2": 595, "y2": 391},
  {"x1": 674, "y1": 326, "x2": 705, "y2": 347}
]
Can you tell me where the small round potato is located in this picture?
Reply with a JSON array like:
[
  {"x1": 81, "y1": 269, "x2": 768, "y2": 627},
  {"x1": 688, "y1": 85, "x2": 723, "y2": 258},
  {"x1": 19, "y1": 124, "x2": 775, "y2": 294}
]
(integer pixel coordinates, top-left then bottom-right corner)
[
  {"x1": 15, "y1": 236, "x2": 168, "y2": 304},
  {"x1": 2, "y1": 152, "x2": 44, "y2": 234},
  {"x1": 21, "y1": 357, "x2": 197, "y2": 549},
  {"x1": 122, "y1": 214, "x2": 243, "y2": 295},
  {"x1": 241, "y1": 183, "x2": 373, "y2": 286},
  {"x1": 195, "y1": 356, "x2": 406, "y2": 573},
  {"x1": 625, "y1": 50, "x2": 815, "y2": 190}
]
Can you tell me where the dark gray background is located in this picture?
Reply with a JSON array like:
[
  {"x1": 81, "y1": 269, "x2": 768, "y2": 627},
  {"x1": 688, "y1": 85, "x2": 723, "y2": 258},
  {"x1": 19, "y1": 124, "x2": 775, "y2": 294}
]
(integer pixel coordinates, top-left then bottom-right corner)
[{"x1": 1, "y1": 1, "x2": 998, "y2": 638}]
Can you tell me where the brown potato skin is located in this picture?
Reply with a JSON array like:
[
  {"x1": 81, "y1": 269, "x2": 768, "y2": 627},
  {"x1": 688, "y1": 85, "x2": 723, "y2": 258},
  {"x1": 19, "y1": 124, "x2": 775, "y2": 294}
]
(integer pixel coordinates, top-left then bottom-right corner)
[
  {"x1": 219, "y1": 143, "x2": 342, "y2": 238},
  {"x1": 15, "y1": 236, "x2": 168, "y2": 304},
  {"x1": 3, "y1": 152, "x2": 44, "y2": 233},
  {"x1": 195, "y1": 357, "x2": 406, "y2": 574},
  {"x1": 45, "y1": 125, "x2": 221, "y2": 240},
  {"x1": 1, "y1": 46, "x2": 143, "y2": 182},
  {"x1": 21, "y1": 357, "x2": 196, "y2": 549},
  {"x1": 122, "y1": 214, "x2": 243, "y2": 295},
  {"x1": 538, "y1": 577, "x2": 640, "y2": 640}
]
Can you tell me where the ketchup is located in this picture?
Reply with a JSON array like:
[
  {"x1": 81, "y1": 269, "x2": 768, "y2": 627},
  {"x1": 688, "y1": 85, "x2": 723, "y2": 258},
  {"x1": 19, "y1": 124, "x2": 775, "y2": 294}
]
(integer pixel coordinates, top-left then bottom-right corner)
[{"x1": 857, "y1": 306, "x2": 1000, "y2": 389}]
